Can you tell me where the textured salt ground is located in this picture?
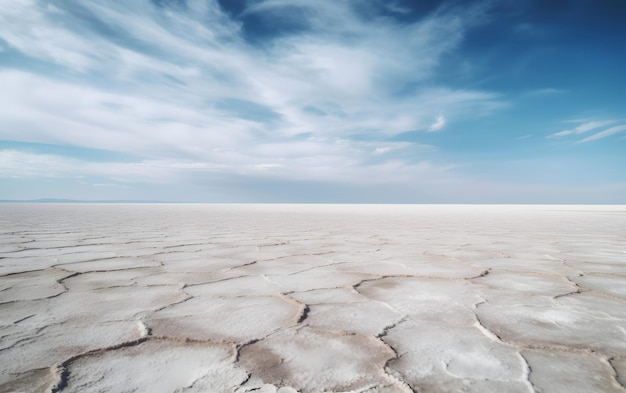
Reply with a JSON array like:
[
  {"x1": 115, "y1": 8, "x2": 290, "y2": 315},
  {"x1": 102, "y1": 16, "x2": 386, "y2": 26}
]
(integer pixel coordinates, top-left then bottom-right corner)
[{"x1": 0, "y1": 204, "x2": 625, "y2": 393}]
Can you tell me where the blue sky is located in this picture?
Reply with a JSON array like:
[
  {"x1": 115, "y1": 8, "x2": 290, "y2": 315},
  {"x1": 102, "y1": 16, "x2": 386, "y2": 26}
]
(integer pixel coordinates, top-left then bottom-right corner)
[{"x1": 1, "y1": 0, "x2": 625, "y2": 203}]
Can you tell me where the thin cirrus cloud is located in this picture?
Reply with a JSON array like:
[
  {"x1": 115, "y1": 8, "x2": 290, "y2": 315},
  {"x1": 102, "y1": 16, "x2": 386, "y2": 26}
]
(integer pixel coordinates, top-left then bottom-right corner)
[
  {"x1": 549, "y1": 120, "x2": 616, "y2": 138},
  {"x1": 0, "y1": 0, "x2": 503, "y2": 187},
  {"x1": 578, "y1": 125, "x2": 626, "y2": 143},
  {"x1": 549, "y1": 120, "x2": 626, "y2": 143}
]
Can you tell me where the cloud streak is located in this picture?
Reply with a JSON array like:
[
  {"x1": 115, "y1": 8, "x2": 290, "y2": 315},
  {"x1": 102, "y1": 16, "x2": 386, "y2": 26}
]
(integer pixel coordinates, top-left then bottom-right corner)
[
  {"x1": 549, "y1": 120, "x2": 615, "y2": 138},
  {"x1": 578, "y1": 125, "x2": 626, "y2": 143},
  {"x1": 548, "y1": 119, "x2": 626, "y2": 144}
]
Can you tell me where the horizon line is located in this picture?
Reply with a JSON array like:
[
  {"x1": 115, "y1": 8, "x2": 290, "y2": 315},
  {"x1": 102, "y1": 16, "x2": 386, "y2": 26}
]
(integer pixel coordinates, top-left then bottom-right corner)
[{"x1": 1, "y1": 199, "x2": 625, "y2": 206}]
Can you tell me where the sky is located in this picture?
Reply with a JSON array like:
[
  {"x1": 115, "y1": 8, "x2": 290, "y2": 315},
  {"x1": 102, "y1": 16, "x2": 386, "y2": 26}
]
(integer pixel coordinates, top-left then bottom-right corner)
[{"x1": 1, "y1": 0, "x2": 625, "y2": 203}]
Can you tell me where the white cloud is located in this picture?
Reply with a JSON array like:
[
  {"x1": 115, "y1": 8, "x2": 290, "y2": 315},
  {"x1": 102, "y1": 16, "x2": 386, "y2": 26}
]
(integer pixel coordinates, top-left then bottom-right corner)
[
  {"x1": 578, "y1": 125, "x2": 626, "y2": 143},
  {"x1": 548, "y1": 118, "x2": 626, "y2": 143},
  {"x1": 0, "y1": 0, "x2": 507, "y2": 192},
  {"x1": 0, "y1": 147, "x2": 452, "y2": 188},
  {"x1": 0, "y1": 0, "x2": 99, "y2": 71},
  {"x1": 373, "y1": 141, "x2": 422, "y2": 155},
  {"x1": 428, "y1": 114, "x2": 446, "y2": 132},
  {"x1": 549, "y1": 120, "x2": 615, "y2": 138},
  {"x1": 0, "y1": 150, "x2": 195, "y2": 182}
]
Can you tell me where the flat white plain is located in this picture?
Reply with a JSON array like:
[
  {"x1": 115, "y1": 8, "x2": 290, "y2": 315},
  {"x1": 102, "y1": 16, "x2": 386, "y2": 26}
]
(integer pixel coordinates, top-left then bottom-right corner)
[{"x1": 1, "y1": 204, "x2": 625, "y2": 393}]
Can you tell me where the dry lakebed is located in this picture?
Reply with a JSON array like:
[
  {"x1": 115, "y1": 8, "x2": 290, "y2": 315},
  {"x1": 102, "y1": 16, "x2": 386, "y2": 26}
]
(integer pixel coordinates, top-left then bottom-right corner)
[{"x1": 0, "y1": 204, "x2": 625, "y2": 393}]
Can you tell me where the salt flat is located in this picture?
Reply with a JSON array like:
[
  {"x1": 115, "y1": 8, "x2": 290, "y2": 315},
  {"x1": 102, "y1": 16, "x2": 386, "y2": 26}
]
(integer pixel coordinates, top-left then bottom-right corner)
[{"x1": 0, "y1": 204, "x2": 625, "y2": 393}]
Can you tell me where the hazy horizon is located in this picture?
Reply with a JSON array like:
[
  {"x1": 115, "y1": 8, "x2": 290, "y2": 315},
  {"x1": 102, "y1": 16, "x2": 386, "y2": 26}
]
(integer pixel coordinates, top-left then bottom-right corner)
[
  {"x1": 2, "y1": 199, "x2": 626, "y2": 207},
  {"x1": 1, "y1": 1, "x2": 625, "y2": 203}
]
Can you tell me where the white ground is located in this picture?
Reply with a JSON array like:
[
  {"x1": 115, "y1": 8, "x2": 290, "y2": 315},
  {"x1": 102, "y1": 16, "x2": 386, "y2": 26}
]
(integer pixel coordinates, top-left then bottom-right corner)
[{"x1": 0, "y1": 204, "x2": 625, "y2": 393}]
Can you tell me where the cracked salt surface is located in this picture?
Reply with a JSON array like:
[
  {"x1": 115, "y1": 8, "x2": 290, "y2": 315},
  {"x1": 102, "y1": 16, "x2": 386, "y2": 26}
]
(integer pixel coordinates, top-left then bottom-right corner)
[{"x1": 1, "y1": 204, "x2": 626, "y2": 393}]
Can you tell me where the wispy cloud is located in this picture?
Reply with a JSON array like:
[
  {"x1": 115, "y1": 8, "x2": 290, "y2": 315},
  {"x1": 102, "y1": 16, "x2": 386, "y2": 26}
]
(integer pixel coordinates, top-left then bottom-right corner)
[
  {"x1": 549, "y1": 120, "x2": 616, "y2": 138},
  {"x1": 428, "y1": 114, "x2": 447, "y2": 132},
  {"x1": 0, "y1": 147, "x2": 450, "y2": 188},
  {"x1": 547, "y1": 118, "x2": 626, "y2": 144},
  {"x1": 524, "y1": 88, "x2": 565, "y2": 97},
  {"x1": 578, "y1": 125, "x2": 626, "y2": 143},
  {"x1": 0, "y1": 0, "x2": 505, "y2": 188}
]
